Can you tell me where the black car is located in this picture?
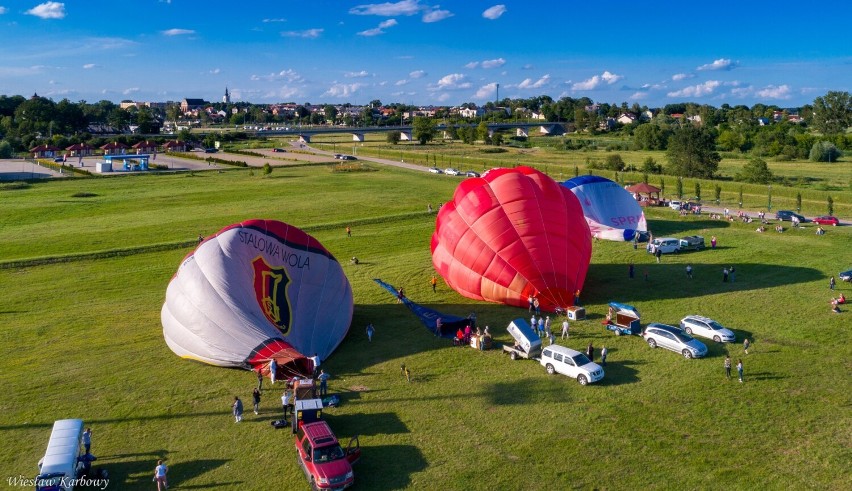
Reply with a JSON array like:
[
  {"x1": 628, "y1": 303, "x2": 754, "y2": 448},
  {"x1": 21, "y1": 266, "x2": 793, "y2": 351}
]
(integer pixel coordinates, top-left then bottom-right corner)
[{"x1": 775, "y1": 210, "x2": 807, "y2": 222}]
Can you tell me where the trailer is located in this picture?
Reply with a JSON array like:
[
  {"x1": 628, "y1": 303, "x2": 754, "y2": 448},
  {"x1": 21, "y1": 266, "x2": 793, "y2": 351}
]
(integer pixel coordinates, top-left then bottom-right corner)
[
  {"x1": 603, "y1": 302, "x2": 641, "y2": 336},
  {"x1": 502, "y1": 318, "x2": 543, "y2": 360}
]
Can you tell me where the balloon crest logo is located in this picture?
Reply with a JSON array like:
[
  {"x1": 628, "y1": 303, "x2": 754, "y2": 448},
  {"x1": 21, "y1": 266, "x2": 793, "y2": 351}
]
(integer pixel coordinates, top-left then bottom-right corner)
[{"x1": 252, "y1": 255, "x2": 293, "y2": 335}]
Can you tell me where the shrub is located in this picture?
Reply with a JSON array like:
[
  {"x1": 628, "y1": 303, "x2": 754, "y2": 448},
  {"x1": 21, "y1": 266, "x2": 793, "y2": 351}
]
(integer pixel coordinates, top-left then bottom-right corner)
[
  {"x1": 809, "y1": 141, "x2": 842, "y2": 162},
  {"x1": 262, "y1": 163, "x2": 272, "y2": 175}
]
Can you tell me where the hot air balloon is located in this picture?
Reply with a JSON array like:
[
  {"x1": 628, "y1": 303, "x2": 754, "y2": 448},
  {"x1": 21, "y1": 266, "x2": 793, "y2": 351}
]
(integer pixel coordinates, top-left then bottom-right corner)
[
  {"x1": 431, "y1": 166, "x2": 592, "y2": 312},
  {"x1": 562, "y1": 175, "x2": 647, "y2": 241},
  {"x1": 161, "y1": 219, "x2": 353, "y2": 377}
]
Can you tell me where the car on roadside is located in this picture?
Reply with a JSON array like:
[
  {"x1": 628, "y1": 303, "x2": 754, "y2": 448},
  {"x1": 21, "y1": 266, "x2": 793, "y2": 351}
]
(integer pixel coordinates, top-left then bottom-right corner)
[
  {"x1": 775, "y1": 210, "x2": 807, "y2": 222},
  {"x1": 679, "y1": 315, "x2": 736, "y2": 343},
  {"x1": 444, "y1": 168, "x2": 461, "y2": 176},
  {"x1": 539, "y1": 345, "x2": 604, "y2": 385},
  {"x1": 340, "y1": 155, "x2": 357, "y2": 160},
  {"x1": 642, "y1": 323, "x2": 707, "y2": 359},
  {"x1": 648, "y1": 237, "x2": 681, "y2": 254},
  {"x1": 272, "y1": 148, "x2": 287, "y2": 153},
  {"x1": 428, "y1": 167, "x2": 444, "y2": 174},
  {"x1": 333, "y1": 154, "x2": 343, "y2": 160},
  {"x1": 812, "y1": 216, "x2": 839, "y2": 226},
  {"x1": 464, "y1": 170, "x2": 481, "y2": 178},
  {"x1": 840, "y1": 269, "x2": 852, "y2": 283},
  {"x1": 204, "y1": 148, "x2": 218, "y2": 153},
  {"x1": 669, "y1": 200, "x2": 683, "y2": 210}
]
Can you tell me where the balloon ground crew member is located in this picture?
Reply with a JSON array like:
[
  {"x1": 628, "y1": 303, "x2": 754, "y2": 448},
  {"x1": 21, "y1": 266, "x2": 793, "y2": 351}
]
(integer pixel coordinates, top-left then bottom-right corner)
[{"x1": 431, "y1": 275, "x2": 437, "y2": 292}]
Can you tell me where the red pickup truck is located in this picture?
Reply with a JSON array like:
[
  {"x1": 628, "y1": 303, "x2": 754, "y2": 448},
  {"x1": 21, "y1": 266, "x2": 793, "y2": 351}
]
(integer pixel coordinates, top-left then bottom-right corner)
[{"x1": 295, "y1": 418, "x2": 360, "y2": 490}]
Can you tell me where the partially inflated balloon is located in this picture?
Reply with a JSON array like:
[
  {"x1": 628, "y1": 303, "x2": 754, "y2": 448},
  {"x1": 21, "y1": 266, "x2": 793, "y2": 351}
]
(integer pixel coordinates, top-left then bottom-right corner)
[
  {"x1": 562, "y1": 176, "x2": 647, "y2": 241},
  {"x1": 161, "y1": 219, "x2": 353, "y2": 375},
  {"x1": 431, "y1": 167, "x2": 592, "y2": 312}
]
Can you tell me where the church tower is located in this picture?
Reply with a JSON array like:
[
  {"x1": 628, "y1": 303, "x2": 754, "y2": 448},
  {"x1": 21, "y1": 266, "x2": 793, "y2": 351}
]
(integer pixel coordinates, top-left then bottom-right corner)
[{"x1": 223, "y1": 87, "x2": 230, "y2": 104}]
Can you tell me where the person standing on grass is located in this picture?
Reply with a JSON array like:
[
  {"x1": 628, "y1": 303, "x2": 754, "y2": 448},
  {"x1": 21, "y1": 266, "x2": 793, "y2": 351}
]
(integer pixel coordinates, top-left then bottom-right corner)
[
  {"x1": 686, "y1": 264, "x2": 693, "y2": 279},
  {"x1": 534, "y1": 297, "x2": 541, "y2": 315},
  {"x1": 366, "y1": 323, "x2": 375, "y2": 342},
  {"x1": 154, "y1": 459, "x2": 168, "y2": 491},
  {"x1": 269, "y1": 359, "x2": 278, "y2": 385},
  {"x1": 586, "y1": 342, "x2": 594, "y2": 362},
  {"x1": 730, "y1": 266, "x2": 736, "y2": 283},
  {"x1": 561, "y1": 318, "x2": 569, "y2": 339},
  {"x1": 538, "y1": 317, "x2": 545, "y2": 337},
  {"x1": 600, "y1": 346, "x2": 608, "y2": 366},
  {"x1": 318, "y1": 369, "x2": 330, "y2": 397},
  {"x1": 431, "y1": 275, "x2": 437, "y2": 293},
  {"x1": 723, "y1": 267, "x2": 729, "y2": 282},
  {"x1": 252, "y1": 388, "x2": 261, "y2": 415},
  {"x1": 829, "y1": 276, "x2": 836, "y2": 290},
  {"x1": 737, "y1": 359, "x2": 744, "y2": 383},
  {"x1": 629, "y1": 261, "x2": 635, "y2": 279},
  {"x1": 282, "y1": 390, "x2": 292, "y2": 419},
  {"x1": 82, "y1": 427, "x2": 92, "y2": 454},
  {"x1": 232, "y1": 396, "x2": 244, "y2": 423},
  {"x1": 724, "y1": 356, "x2": 732, "y2": 380},
  {"x1": 530, "y1": 314, "x2": 537, "y2": 334},
  {"x1": 346, "y1": 226, "x2": 351, "y2": 237},
  {"x1": 528, "y1": 294, "x2": 534, "y2": 312},
  {"x1": 711, "y1": 236, "x2": 717, "y2": 249},
  {"x1": 743, "y1": 338, "x2": 750, "y2": 355},
  {"x1": 655, "y1": 247, "x2": 662, "y2": 263}
]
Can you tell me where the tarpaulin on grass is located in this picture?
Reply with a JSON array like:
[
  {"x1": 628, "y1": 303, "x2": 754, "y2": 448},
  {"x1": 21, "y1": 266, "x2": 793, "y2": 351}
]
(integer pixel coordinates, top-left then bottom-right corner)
[{"x1": 373, "y1": 278, "x2": 473, "y2": 338}]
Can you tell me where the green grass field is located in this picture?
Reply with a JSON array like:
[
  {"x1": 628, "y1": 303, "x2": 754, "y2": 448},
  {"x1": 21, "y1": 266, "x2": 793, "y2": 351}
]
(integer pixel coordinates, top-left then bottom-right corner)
[{"x1": 1, "y1": 163, "x2": 850, "y2": 490}]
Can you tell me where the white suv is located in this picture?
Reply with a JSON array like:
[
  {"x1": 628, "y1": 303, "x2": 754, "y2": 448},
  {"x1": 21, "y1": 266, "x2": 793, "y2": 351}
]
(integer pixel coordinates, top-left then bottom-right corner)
[
  {"x1": 540, "y1": 345, "x2": 604, "y2": 385},
  {"x1": 648, "y1": 237, "x2": 681, "y2": 254},
  {"x1": 669, "y1": 200, "x2": 683, "y2": 210},
  {"x1": 444, "y1": 168, "x2": 461, "y2": 176},
  {"x1": 680, "y1": 315, "x2": 736, "y2": 343},
  {"x1": 642, "y1": 323, "x2": 707, "y2": 359}
]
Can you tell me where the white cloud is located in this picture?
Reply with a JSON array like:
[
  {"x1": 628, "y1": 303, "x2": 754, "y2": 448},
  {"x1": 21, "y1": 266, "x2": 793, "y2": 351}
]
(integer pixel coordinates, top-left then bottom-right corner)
[
  {"x1": 349, "y1": 0, "x2": 422, "y2": 16},
  {"x1": 0, "y1": 65, "x2": 46, "y2": 76},
  {"x1": 25, "y1": 2, "x2": 65, "y2": 19},
  {"x1": 357, "y1": 18, "x2": 398, "y2": 36},
  {"x1": 435, "y1": 92, "x2": 451, "y2": 102},
  {"x1": 517, "y1": 74, "x2": 550, "y2": 89},
  {"x1": 263, "y1": 18, "x2": 286, "y2": 23},
  {"x1": 250, "y1": 69, "x2": 304, "y2": 83},
  {"x1": 671, "y1": 73, "x2": 692, "y2": 81},
  {"x1": 482, "y1": 5, "x2": 507, "y2": 20},
  {"x1": 122, "y1": 87, "x2": 140, "y2": 95},
  {"x1": 465, "y1": 61, "x2": 479, "y2": 69},
  {"x1": 82, "y1": 63, "x2": 97, "y2": 69},
  {"x1": 474, "y1": 82, "x2": 497, "y2": 99},
  {"x1": 756, "y1": 84, "x2": 792, "y2": 99},
  {"x1": 481, "y1": 58, "x2": 505, "y2": 69},
  {"x1": 409, "y1": 70, "x2": 426, "y2": 79},
  {"x1": 395, "y1": 79, "x2": 408, "y2": 86},
  {"x1": 432, "y1": 73, "x2": 471, "y2": 90},
  {"x1": 423, "y1": 8, "x2": 452, "y2": 22},
  {"x1": 345, "y1": 70, "x2": 371, "y2": 78},
  {"x1": 667, "y1": 80, "x2": 721, "y2": 98},
  {"x1": 696, "y1": 58, "x2": 736, "y2": 71},
  {"x1": 162, "y1": 28, "x2": 195, "y2": 36},
  {"x1": 630, "y1": 91, "x2": 648, "y2": 100},
  {"x1": 274, "y1": 86, "x2": 302, "y2": 100},
  {"x1": 572, "y1": 70, "x2": 622, "y2": 90},
  {"x1": 208, "y1": 68, "x2": 220, "y2": 74},
  {"x1": 0, "y1": 7, "x2": 7, "y2": 14},
  {"x1": 521, "y1": 63, "x2": 534, "y2": 70},
  {"x1": 282, "y1": 28, "x2": 323, "y2": 38},
  {"x1": 324, "y1": 83, "x2": 364, "y2": 98}
]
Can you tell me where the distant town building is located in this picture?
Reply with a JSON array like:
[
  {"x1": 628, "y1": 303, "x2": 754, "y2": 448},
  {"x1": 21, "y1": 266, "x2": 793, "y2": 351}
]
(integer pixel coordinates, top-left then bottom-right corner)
[
  {"x1": 29, "y1": 144, "x2": 62, "y2": 158},
  {"x1": 65, "y1": 143, "x2": 95, "y2": 157},
  {"x1": 181, "y1": 98, "x2": 207, "y2": 114},
  {"x1": 100, "y1": 141, "x2": 130, "y2": 156}
]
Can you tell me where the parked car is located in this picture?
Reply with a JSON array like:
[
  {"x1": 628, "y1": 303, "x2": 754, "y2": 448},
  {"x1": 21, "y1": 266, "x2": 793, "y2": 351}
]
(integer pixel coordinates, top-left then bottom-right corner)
[
  {"x1": 340, "y1": 155, "x2": 357, "y2": 160},
  {"x1": 679, "y1": 315, "x2": 736, "y2": 343},
  {"x1": 669, "y1": 200, "x2": 683, "y2": 210},
  {"x1": 333, "y1": 154, "x2": 343, "y2": 159},
  {"x1": 775, "y1": 210, "x2": 807, "y2": 222},
  {"x1": 648, "y1": 237, "x2": 681, "y2": 254},
  {"x1": 444, "y1": 168, "x2": 461, "y2": 176},
  {"x1": 812, "y1": 215, "x2": 839, "y2": 226},
  {"x1": 204, "y1": 148, "x2": 218, "y2": 153},
  {"x1": 839, "y1": 269, "x2": 852, "y2": 283},
  {"x1": 464, "y1": 170, "x2": 480, "y2": 178},
  {"x1": 679, "y1": 235, "x2": 706, "y2": 251},
  {"x1": 53, "y1": 157, "x2": 65, "y2": 163},
  {"x1": 272, "y1": 148, "x2": 287, "y2": 153},
  {"x1": 539, "y1": 345, "x2": 604, "y2": 385},
  {"x1": 428, "y1": 167, "x2": 443, "y2": 174},
  {"x1": 642, "y1": 323, "x2": 707, "y2": 359}
]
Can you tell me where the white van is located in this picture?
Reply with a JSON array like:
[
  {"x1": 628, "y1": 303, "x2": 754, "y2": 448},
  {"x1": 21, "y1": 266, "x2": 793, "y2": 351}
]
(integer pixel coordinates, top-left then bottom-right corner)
[
  {"x1": 648, "y1": 237, "x2": 681, "y2": 254},
  {"x1": 36, "y1": 419, "x2": 84, "y2": 491},
  {"x1": 540, "y1": 345, "x2": 604, "y2": 385}
]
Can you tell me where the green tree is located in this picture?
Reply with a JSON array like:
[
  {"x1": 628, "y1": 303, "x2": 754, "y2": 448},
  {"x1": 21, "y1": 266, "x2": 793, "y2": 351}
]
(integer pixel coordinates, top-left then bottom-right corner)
[
  {"x1": 827, "y1": 195, "x2": 834, "y2": 215},
  {"x1": 809, "y1": 141, "x2": 841, "y2": 162},
  {"x1": 694, "y1": 182, "x2": 701, "y2": 200},
  {"x1": 738, "y1": 186, "x2": 743, "y2": 207},
  {"x1": 642, "y1": 172, "x2": 649, "y2": 184},
  {"x1": 641, "y1": 156, "x2": 661, "y2": 174},
  {"x1": 666, "y1": 126, "x2": 720, "y2": 178},
  {"x1": 412, "y1": 117, "x2": 436, "y2": 144},
  {"x1": 717, "y1": 129, "x2": 746, "y2": 151},
  {"x1": 476, "y1": 121, "x2": 490, "y2": 143},
  {"x1": 714, "y1": 184, "x2": 722, "y2": 203},
  {"x1": 632, "y1": 123, "x2": 670, "y2": 150},
  {"x1": 386, "y1": 131, "x2": 401, "y2": 145},
  {"x1": 604, "y1": 154, "x2": 625, "y2": 171},
  {"x1": 263, "y1": 163, "x2": 272, "y2": 175},
  {"x1": 796, "y1": 192, "x2": 802, "y2": 212},
  {"x1": 0, "y1": 140, "x2": 12, "y2": 158},
  {"x1": 735, "y1": 157, "x2": 774, "y2": 183},
  {"x1": 811, "y1": 91, "x2": 852, "y2": 135},
  {"x1": 323, "y1": 105, "x2": 339, "y2": 123},
  {"x1": 676, "y1": 177, "x2": 683, "y2": 199},
  {"x1": 660, "y1": 177, "x2": 665, "y2": 194}
]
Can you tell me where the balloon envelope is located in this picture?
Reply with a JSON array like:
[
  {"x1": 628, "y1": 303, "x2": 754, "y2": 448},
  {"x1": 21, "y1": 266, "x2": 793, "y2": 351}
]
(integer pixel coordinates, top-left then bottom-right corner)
[
  {"x1": 562, "y1": 175, "x2": 647, "y2": 241},
  {"x1": 161, "y1": 219, "x2": 353, "y2": 375},
  {"x1": 431, "y1": 166, "x2": 592, "y2": 312}
]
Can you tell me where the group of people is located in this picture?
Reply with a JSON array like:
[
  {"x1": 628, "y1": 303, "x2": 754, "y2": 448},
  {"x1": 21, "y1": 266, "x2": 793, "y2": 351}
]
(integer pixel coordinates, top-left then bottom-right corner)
[
  {"x1": 454, "y1": 325, "x2": 492, "y2": 350},
  {"x1": 530, "y1": 314, "x2": 558, "y2": 345}
]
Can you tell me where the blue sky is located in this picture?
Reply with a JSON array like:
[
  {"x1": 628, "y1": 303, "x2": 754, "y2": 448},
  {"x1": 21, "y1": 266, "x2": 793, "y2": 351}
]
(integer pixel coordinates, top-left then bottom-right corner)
[{"x1": 1, "y1": 0, "x2": 850, "y2": 108}]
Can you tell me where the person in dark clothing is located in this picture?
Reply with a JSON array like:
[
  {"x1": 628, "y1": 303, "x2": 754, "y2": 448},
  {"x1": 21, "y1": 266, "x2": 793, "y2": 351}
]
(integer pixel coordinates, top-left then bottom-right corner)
[{"x1": 586, "y1": 342, "x2": 594, "y2": 362}]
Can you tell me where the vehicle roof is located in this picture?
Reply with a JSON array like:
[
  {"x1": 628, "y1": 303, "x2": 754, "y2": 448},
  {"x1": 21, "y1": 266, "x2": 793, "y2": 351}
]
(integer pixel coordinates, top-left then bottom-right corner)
[
  {"x1": 40, "y1": 419, "x2": 83, "y2": 474},
  {"x1": 302, "y1": 421, "x2": 339, "y2": 445},
  {"x1": 646, "y1": 323, "x2": 682, "y2": 332},
  {"x1": 543, "y1": 345, "x2": 582, "y2": 357},
  {"x1": 682, "y1": 315, "x2": 714, "y2": 323}
]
